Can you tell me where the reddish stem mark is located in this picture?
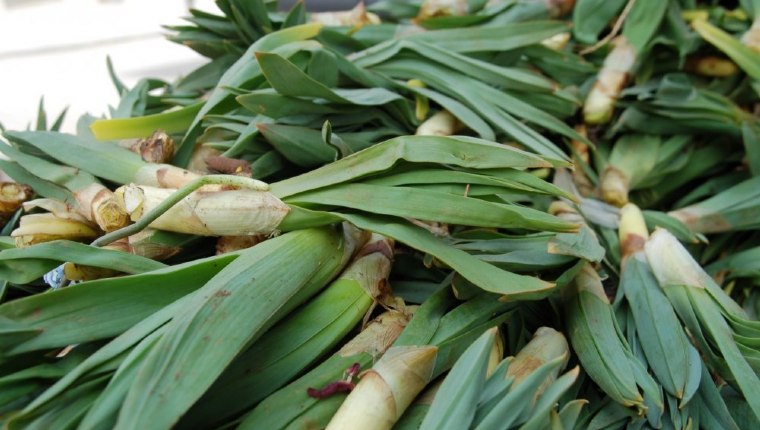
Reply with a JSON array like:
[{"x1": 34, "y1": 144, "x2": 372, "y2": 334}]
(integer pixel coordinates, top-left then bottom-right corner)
[
  {"x1": 306, "y1": 362, "x2": 362, "y2": 399},
  {"x1": 307, "y1": 381, "x2": 355, "y2": 399}
]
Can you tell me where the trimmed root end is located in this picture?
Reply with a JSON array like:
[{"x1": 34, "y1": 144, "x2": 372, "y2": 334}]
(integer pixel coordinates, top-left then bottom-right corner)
[
  {"x1": 132, "y1": 130, "x2": 175, "y2": 164},
  {"x1": 618, "y1": 203, "x2": 648, "y2": 257},
  {"x1": 742, "y1": 19, "x2": 760, "y2": 53},
  {"x1": 0, "y1": 182, "x2": 33, "y2": 221},
  {"x1": 583, "y1": 37, "x2": 636, "y2": 125},
  {"x1": 600, "y1": 166, "x2": 630, "y2": 207},
  {"x1": 415, "y1": 110, "x2": 463, "y2": 136}
]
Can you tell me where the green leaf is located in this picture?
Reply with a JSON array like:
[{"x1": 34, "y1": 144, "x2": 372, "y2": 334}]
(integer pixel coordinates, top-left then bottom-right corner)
[
  {"x1": 558, "y1": 399, "x2": 589, "y2": 430},
  {"x1": 77, "y1": 329, "x2": 164, "y2": 430},
  {"x1": 0, "y1": 253, "x2": 237, "y2": 354},
  {"x1": 565, "y1": 265, "x2": 649, "y2": 412},
  {"x1": 419, "y1": 328, "x2": 497, "y2": 430},
  {"x1": 403, "y1": 20, "x2": 569, "y2": 53},
  {"x1": 35, "y1": 98, "x2": 47, "y2": 131},
  {"x1": 271, "y1": 135, "x2": 564, "y2": 198},
  {"x1": 257, "y1": 123, "x2": 337, "y2": 167},
  {"x1": 17, "y1": 294, "x2": 196, "y2": 418},
  {"x1": 693, "y1": 359, "x2": 740, "y2": 429},
  {"x1": 287, "y1": 183, "x2": 573, "y2": 232},
  {"x1": 706, "y1": 245, "x2": 760, "y2": 280},
  {"x1": 237, "y1": 90, "x2": 340, "y2": 118},
  {"x1": 116, "y1": 227, "x2": 350, "y2": 430},
  {"x1": 5, "y1": 373, "x2": 108, "y2": 430},
  {"x1": 365, "y1": 167, "x2": 572, "y2": 198},
  {"x1": 0, "y1": 240, "x2": 165, "y2": 284},
  {"x1": 547, "y1": 225, "x2": 605, "y2": 262},
  {"x1": 370, "y1": 60, "x2": 569, "y2": 160},
  {"x1": 0, "y1": 140, "x2": 96, "y2": 193},
  {"x1": 473, "y1": 356, "x2": 565, "y2": 430},
  {"x1": 176, "y1": 23, "x2": 323, "y2": 166},
  {"x1": 519, "y1": 367, "x2": 581, "y2": 430},
  {"x1": 257, "y1": 52, "x2": 403, "y2": 105},
  {"x1": 407, "y1": 85, "x2": 495, "y2": 140},
  {"x1": 642, "y1": 210, "x2": 704, "y2": 244},
  {"x1": 0, "y1": 159, "x2": 72, "y2": 203},
  {"x1": 621, "y1": 254, "x2": 694, "y2": 401},
  {"x1": 573, "y1": 0, "x2": 626, "y2": 44},
  {"x1": 692, "y1": 18, "x2": 760, "y2": 81},
  {"x1": 742, "y1": 121, "x2": 760, "y2": 176},
  {"x1": 622, "y1": 0, "x2": 669, "y2": 52},
  {"x1": 688, "y1": 288, "x2": 760, "y2": 421},
  {"x1": 340, "y1": 214, "x2": 557, "y2": 301},
  {"x1": 668, "y1": 175, "x2": 760, "y2": 233},
  {"x1": 90, "y1": 102, "x2": 203, "y2": 141},
  {"x1": 3, "y1": 131, "x2": 145, "y2": 185}
]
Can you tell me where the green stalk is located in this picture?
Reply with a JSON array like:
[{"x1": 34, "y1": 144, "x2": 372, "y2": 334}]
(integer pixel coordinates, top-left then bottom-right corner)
[
  {"x1": 645, "y1": 229, "x2": 760, "y2": 422},
  {"x1": 177, "y1": 234, "x2": 395, "y2": 429},
  {"x1": 619, "y1": 204, "x2": 701, "y2": 405},
  {"x1": 564, "y1": 263, "x2": 662, "y2": 417},
  {"x1": 326, "y1": 344, "x2": 438, "y2": 430},
  {"x1": 113, "y1": 226, "x2": 360, "y2": 430},
  {"x1": 583, "y1": 1, "x2": 670, "y2": 124},
  {"x1": 237, "y1": 310, "x2": 412, "y2": 429},
  {"x1": 95, "y1": 175, "x2": 269, "y2": 247}
]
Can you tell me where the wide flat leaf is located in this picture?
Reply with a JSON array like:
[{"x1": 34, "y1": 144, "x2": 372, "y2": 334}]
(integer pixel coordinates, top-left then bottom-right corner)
[
  {"x1": 0, "y1": 143, "x2": 96, "y2": 193},
  {"x1": 365, "y1": 167, "x2": 571, "y2": 198},
  {"x1": 18, "y1": 294, "x2": 196, "y2": 418},
  {"x1": 237, "y1": 90, "x2": 341, "y2": 118},
  {"x1": 340, "y1": 213, "x2": 556, "y2": 301},
  {"x1": 688, "y1": 288, "x2": 760, "y2": 421},
  {"x1": 116, "y1": 228, "x2": 350, "y2": 430},
  {"x1": 565, "y1": 266, "x2": 646, "y2": 411},
  {"x1": 287, "y1": 183, "x2": 573, "y2": 232},
  {"x1": 519, "y1": 367, "x2": 581, "y2": 430},
  {"x1": 3, "y1": 131, "x2": 144, "y2": 185},
  {"x1": 407, "y1": 86, "x2": 495, "y2": 140},
  {"x1": 91, "y1": 102, "x2": 203, "y2": 140},
  {"x1": 371, "y1": 59, "x2": 569, "y2": 160},
  {"x1": 0, "y1": 159, "x2": 72, "y2": 204},
  {"x1": 0, "y1": 240, "x2": 165, "y2": 284},
  {"x1": 473, "y1": 356, "x2": 565, "y2": 430},
  {"x1": 621, "y1": 254, "x2": 695, "y2": 401},
  {"x1": 78, "y1": 329, "x2": 164, "y2": 430},
  {"x1": 0, "y1": 253, "x2": 237, "y2": 354},
  {"x1": 257, "y1": 123, "x2": 337, "y2": 166},
  {"x1": 403, "y1": 20, "x2": 568, "y2": 53},
  {"x1": 271, "y1": 135, "x2": 564, "y2": 198},
  {"x1": 621, "y1": 0, "x2": 669, "y2": 52}
]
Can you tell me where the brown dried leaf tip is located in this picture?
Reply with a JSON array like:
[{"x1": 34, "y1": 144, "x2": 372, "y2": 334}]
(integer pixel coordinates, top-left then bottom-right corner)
[{"x1": 132, "y1": 130, "x2": 175, "y2": 164}]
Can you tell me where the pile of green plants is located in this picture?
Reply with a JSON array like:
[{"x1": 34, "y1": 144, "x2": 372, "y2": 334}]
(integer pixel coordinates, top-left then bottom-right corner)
[{"x1": 1, "y1": 0, "x2": 759, "y2": 428}]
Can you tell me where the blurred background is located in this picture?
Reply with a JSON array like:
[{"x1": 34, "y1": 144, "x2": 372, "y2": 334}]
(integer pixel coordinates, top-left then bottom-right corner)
[{"x1": 0, "y1": 0, "x2": 375, "y2": 133}]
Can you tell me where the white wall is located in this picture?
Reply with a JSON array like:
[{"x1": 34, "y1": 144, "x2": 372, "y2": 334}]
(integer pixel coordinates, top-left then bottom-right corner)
[{"x1": 0, "y1": 0, "x2": 216, "y2": 132}]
